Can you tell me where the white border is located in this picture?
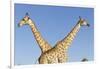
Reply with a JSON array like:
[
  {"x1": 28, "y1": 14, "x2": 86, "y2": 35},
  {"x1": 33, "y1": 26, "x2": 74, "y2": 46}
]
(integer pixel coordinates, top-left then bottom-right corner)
[
  {"x1": 13, "y1": 0, "x2": 95, "y2": 8},
  {"x1": 10, "y1": 0, "x2": 96, "y2": 69},
  {"x1": 11, "y1": 0, "x2": 14, "y2": 69}
]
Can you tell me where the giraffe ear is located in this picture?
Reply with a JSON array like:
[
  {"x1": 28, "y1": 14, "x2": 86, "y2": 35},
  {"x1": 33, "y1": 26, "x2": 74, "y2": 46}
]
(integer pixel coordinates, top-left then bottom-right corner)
[
  {"x1": 26, "y1": 12, "x2": 29, "y2": 16},
  {"x1": 79, "y1": 16, "x2": 82, "y2": 20}
]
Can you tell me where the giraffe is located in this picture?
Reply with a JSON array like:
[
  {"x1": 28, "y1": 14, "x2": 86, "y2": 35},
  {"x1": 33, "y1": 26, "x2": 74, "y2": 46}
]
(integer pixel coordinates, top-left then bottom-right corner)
[
  {"x1": 39, "y1": 16, "x2": 90, "y2": 64},
  {"x1": 18, "y1": 13, "x2": 52, "y2": 53}
]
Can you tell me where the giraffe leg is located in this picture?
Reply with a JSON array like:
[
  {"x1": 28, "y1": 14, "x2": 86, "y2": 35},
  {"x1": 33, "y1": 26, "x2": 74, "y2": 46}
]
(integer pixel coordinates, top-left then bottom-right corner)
[
  {"x1": 48, "y1": 57, "x2": 58, "y2": 64},
  {"x1": 39, "y1": 55, "x2": 49, "y2": 64},
  {"x1": 58, "y1": 54, "x2": 68, "y2": 63},
  {"x1": 39, "y1": 58, "x2": 48, "y2": 64},
  {"x1": 58, "y1": 57, "x2": 67, "y2": 63},
  {"x1": 39, "y1": 57, "x2": 58, "y2": 64}
]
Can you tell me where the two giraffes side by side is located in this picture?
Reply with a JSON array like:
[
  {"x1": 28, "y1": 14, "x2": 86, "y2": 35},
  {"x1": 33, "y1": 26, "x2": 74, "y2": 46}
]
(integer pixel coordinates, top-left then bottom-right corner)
[{"x1": 18, "y1": 13, "x2": 90, "y2": 64}]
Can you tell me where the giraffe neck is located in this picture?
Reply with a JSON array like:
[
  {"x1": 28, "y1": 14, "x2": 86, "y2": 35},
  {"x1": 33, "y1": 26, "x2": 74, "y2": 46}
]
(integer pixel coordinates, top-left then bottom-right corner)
[
  {"x1": 56, "y1": 22, "x2": 81, "y2": 50},
  {"x1": 28, "y1": 19, "x2": 52, "y2": 53}
]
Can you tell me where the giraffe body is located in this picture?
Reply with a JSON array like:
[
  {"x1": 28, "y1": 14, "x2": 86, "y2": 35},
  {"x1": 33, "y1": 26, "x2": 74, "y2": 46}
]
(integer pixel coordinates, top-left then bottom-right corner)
[
  {"x1": 39, "y1": 17, "x2": 89, "y2": 64},
  {"x1": 39, "y1": 43, "x2": 68, "y2": 64}
]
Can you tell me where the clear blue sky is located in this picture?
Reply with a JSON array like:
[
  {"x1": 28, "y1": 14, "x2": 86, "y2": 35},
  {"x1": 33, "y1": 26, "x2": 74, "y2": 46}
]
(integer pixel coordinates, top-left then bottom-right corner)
[{"x1": 14, "y1": 4, "x2": 94, "y2": 65}]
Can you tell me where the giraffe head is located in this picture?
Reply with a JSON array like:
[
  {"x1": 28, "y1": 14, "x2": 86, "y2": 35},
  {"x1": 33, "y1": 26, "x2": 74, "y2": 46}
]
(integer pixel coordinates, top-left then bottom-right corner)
[
  {"x1": 78, "y1": 16, "x2": 90, "y2": 27},
  {"x1": 18, "y1": 13, "x2": 31, "y2": 27}
]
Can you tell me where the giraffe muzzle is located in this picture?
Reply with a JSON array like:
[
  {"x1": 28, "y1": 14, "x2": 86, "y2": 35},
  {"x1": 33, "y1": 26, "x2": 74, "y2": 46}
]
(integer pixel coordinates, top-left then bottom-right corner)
[
  {"x1": 87, "y1": 24, "x2": 90, "y2": 27},
  {"x1": 18, "y1": 23, "x2": 21, "y2": 27}
]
